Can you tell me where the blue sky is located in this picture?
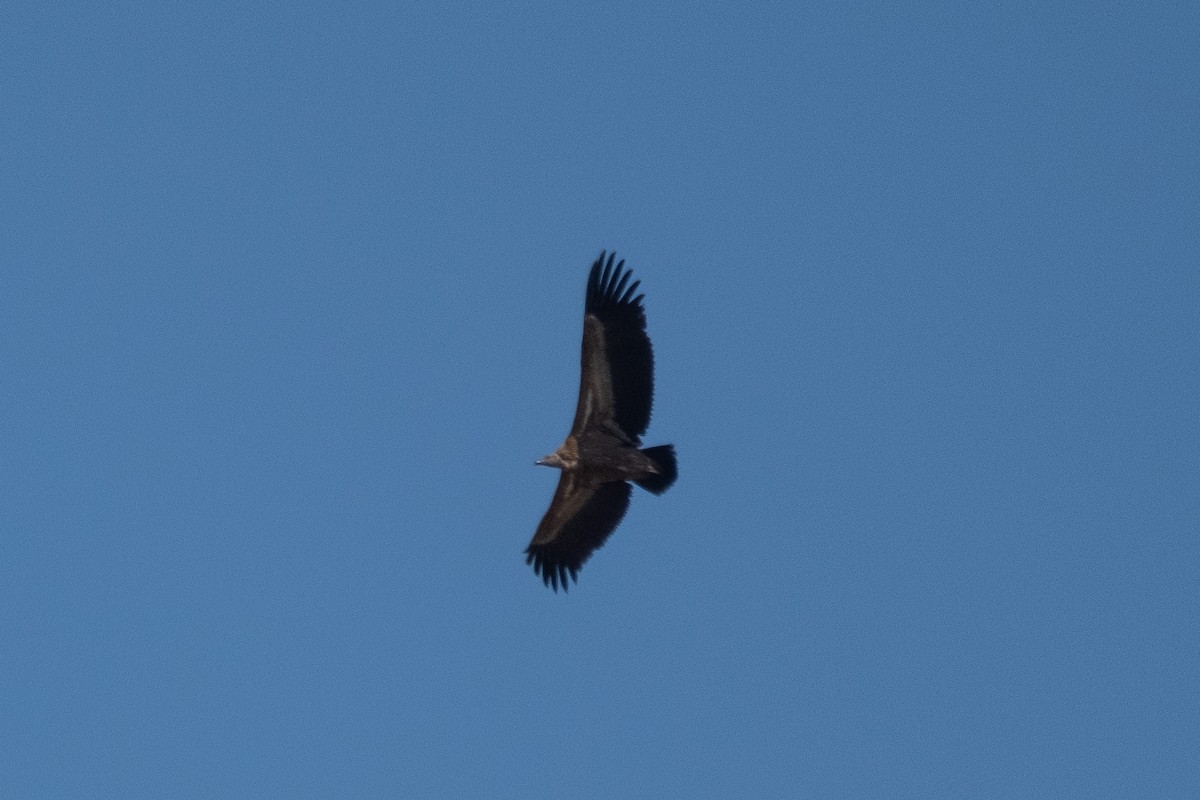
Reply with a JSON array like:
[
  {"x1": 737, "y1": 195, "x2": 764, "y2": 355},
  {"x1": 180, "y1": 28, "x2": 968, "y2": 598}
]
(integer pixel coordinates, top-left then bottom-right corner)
[{"x1": 3, "y1": 2, "x2": 1197, "y2": 797}]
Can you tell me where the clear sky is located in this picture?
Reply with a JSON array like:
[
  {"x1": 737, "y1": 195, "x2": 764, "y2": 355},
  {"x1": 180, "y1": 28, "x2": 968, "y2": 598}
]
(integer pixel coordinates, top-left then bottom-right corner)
[{"x1": 3, "y1": 2, "x2": 1197, "y2": 797}]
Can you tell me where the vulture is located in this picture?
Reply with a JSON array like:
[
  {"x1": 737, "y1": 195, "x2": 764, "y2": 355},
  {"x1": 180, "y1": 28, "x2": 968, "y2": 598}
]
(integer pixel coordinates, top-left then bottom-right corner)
[{"x1": 526, "y1": 251, "x2": 677, "y2": 591}]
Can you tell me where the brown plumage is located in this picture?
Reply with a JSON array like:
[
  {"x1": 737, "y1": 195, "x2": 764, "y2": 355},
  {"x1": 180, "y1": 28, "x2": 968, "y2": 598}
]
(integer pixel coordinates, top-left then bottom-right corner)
[{"x1": 526, "y1": 252, "x2": 678, "y2": 591}]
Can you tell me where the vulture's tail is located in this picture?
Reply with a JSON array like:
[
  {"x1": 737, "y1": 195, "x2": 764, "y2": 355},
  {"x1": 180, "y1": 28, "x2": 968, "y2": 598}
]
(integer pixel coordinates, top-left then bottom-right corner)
[{"x1": 635, "y1": 445, "x2": 677, "y2": 495}]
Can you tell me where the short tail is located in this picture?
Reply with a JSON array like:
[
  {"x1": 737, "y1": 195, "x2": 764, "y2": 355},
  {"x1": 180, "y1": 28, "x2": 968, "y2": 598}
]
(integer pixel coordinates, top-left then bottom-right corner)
[{"x1": 635, "y1": 445, "x2": 677, "y2": 495}]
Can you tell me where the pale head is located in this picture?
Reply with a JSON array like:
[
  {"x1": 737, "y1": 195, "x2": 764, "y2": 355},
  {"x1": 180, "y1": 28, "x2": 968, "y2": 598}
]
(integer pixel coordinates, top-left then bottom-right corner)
[{"x1": 535, "y1": 438, "x2": 578, "y2": 470}]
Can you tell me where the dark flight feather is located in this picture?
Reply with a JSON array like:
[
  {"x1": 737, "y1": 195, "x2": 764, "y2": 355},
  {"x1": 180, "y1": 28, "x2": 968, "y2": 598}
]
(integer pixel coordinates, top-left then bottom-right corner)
[{"x1": 526, "y1": 251, "x2": 676, "y2": 591}]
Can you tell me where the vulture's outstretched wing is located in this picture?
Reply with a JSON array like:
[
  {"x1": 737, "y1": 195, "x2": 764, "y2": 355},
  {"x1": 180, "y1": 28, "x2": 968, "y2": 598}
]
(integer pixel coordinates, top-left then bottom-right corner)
[
  {"x1": 571, "y1": 252, "x2": 654, "y2": 440},
  {"x1": 525, "y1": 476, "x2": 632, "y2": 592}
]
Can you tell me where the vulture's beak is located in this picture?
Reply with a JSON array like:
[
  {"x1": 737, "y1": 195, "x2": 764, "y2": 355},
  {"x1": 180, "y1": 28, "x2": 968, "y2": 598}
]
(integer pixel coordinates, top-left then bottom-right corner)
[{"x1": 536, "y1": 453, "x2": 564, "y2": 468}]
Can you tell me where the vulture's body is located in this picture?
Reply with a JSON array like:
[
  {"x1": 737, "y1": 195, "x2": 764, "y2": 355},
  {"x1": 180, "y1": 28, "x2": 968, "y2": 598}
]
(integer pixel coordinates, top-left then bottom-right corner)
[{"x1": 525, "y1": 252, "x2": 677, "y2": 591}]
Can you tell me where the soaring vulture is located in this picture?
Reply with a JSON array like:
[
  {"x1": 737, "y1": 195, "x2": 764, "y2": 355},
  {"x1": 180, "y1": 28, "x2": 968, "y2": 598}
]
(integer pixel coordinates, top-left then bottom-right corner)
[{"x1": 526, "y1": 251, "x2": 677, "y2": 591}]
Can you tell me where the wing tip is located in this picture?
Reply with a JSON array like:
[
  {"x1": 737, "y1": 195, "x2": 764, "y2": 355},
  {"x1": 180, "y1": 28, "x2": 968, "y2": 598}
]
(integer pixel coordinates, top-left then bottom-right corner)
[
  {"x1": 587, "y1": 250, "x2": 643, "y2": 313},
  {"x1": 525, "y1": 547, "x2": 579, "y2": 593}
]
